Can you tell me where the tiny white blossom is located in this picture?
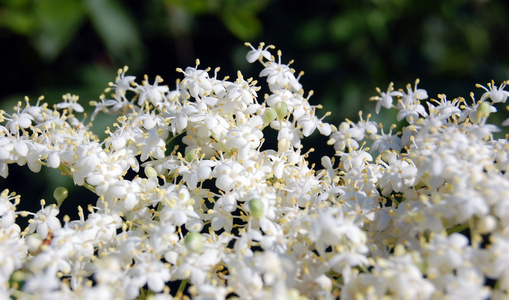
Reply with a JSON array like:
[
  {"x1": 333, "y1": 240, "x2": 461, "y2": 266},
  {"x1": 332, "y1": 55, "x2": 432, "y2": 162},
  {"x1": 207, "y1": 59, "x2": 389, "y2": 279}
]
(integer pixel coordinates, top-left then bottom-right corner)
[
  {"x1": 371, "y1": 82, "x2": 403, "y2": 113},
  {"x1": 477, "y1": 80, "x2": 509, "y2": 103},
  {"x1": 27, "y1": 203, "x2": 61, "y2": 239}
]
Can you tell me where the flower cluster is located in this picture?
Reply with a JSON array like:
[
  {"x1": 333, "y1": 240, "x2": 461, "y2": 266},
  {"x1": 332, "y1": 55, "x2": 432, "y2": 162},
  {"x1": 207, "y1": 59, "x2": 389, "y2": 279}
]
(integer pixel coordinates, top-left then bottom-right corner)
[{"x1": 1, "y1": 42, "x2": 509, "y2": 299}]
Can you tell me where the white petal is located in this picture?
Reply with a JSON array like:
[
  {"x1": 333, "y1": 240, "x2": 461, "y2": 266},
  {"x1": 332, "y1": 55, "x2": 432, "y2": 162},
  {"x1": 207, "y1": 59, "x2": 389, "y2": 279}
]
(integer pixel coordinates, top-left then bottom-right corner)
[
  {"x1": 14, "y1": 142, "x2": 28, "y2": 156},
  {"x1": 47, "y1": 152, "x2": 60, "y2": 168}
]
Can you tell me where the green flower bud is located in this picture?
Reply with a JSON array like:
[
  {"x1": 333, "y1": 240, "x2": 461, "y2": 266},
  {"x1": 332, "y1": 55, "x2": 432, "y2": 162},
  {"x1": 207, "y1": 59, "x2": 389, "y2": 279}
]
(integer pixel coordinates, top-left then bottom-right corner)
[
  {"x1": 477, "y1": 101, "x2": 491, "y2": 120},
  {"x1": 185, "y1": 232, "x2": 203, "y2": 253},
  {"x1": 263, "y1": 108, "x2": 278, "y2": 124},
  {"x1": 53, "y1": 187, "x2": 68, "y2": 207},
  {"x1": 380, "y1": 150, "x2": 391, "y2": 164},
  {"x1": 185, "y1": 149, "x2": 198, "y2": 163},
  {"x1": 275, "y1": 102, "x2": 288, "y2": 119},
  {"x1": 249, "y1": 198, "x2": 264, "y2": 220},
  {"x1": 144, "y1": 166, "x2": 158, "y2": 178}
]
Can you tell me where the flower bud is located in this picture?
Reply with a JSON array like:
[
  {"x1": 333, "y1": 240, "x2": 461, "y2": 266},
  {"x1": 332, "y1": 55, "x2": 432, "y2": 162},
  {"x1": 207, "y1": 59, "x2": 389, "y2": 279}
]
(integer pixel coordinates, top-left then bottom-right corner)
[
  {"x1": 381, "y1": 150, "x2": 391, "y2": 163},
  {"x1": 144, "y1": 166, "x2": 158, "y2": 178},
  {"x1": 249, "y1": 198, "x2": 264, "y2": 220},
  {"x1": 263, "y1": 108, "x2": 278, "y2": 124},
  {"x1": 185, "y1": 232, "x2": 203, "y2": 253},
  {"x1": 275, "y1": 102, "x2": 288, "y2": 119},
  {"x1": 185, "y1": 149, "x2": 198, "y2": 163},
  {"x1": 278, "y1": 138, "x2": 291, "y2": 153},
  {"x1": 53, "y1": 187, "x2": 68, "y2": 207},
  {"x1": 26, "y1": 233, "x2": 43, "y2": 255},
  {"x1": 477, "y1": 215, "x2": 497, "y2": 234},
  {"x1": 286, "y1": 289, "x2": 301, "y2": 300},
  {"x1": 476, "y1": 101, "x2": 491, "y2": 120}
]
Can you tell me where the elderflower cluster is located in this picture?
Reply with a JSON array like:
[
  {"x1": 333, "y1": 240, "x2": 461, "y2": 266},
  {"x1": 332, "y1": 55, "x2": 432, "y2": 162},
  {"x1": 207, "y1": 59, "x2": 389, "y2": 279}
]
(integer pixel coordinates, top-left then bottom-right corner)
[{"x1": 1, "y1": 42, "x2": 509, "y2": 299}]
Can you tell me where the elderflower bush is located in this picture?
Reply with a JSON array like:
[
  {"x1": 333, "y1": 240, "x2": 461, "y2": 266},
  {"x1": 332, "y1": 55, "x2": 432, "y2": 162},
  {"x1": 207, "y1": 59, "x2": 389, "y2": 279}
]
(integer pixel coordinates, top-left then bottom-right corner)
[{"x1": 1, "y1": 42, "x2": 509, "y2": 299}]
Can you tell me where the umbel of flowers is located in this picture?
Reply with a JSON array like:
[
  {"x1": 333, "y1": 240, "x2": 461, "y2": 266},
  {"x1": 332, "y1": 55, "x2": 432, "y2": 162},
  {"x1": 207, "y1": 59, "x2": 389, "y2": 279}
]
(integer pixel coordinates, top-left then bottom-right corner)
[{"x1": 1, "y1": 43, "x2": 509, "y2": 299}]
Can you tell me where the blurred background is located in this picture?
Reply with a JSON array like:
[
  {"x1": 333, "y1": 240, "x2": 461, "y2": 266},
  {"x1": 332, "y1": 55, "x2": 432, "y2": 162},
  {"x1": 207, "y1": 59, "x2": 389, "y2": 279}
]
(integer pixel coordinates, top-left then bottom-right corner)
[{"x1": 1, "y1": 0, "x2": 509, "y2": 216}]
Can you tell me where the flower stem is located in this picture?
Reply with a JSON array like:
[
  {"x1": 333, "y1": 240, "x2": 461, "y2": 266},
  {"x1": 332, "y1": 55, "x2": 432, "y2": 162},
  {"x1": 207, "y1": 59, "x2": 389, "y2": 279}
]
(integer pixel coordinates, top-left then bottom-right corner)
[
  {"x1": 446, "y1": 223, "x2": 469, "y2": 235},
  {"x1": 210, "y1": 131, "x2": 232, "y2": 157},
  {"x1": 166, "y1": 131, "x2": 184, "y2": 146},
  {"x1": 57, "y1": 163, "x2": 96, "y2": 193},
  {"x1": 176, "y1": 279, "x2": 188, "y2": 298}
]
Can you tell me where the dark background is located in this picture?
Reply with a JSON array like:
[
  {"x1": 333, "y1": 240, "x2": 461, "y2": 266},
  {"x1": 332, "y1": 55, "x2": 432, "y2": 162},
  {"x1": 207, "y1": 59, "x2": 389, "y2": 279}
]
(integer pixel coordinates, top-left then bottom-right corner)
[{"x1": 1, "y1": 0, "x2": 509, "y2": 217}]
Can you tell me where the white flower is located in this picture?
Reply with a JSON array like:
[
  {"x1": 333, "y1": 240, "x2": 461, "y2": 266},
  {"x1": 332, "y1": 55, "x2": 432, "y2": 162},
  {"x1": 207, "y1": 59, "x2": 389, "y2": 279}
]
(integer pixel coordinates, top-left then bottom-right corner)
[
  {"x1": 56, "y1": 93, "x2": 84, "y2": 113},
  {"x1": 136, "y1": 127, "x2": 167, "y2": 161},
  {"x1": 193, "y1": 283, "x2": 227, "y2": 300},
  {"x1": 108, "y1": 179, "x2": 141, "y2": 210},
  {"x1": 399, "y1": 79, "x2": 429, "y2": 106},
  {"x1": 459, "y1": 94, "x2": 497, "y2": 124},
  {"x1": 370, "y1": 124, "x2": 401, "y2": 153},
  {"x1": 442, "y1": 266, "x2": 490, "y2": 300},
  {"x1": 394, "y1": 80, "x2": 429, "y2": 123},
  {"x1": 111, "y1": 66, "x2": 137, "y2": 98},
  {"x1": 378, "y1": 151, "x2": 417, "y2": 194},
  {"x1": 159, "y1": 187, "x2": 202, "y2": 230},
  {"x1": 176, "y1": 155, "x2": 216, "y2": 190},
  {"x1": 298, "y1": 113, "x2": 332, "y2": 137},
  {"x1": 371, "y1": 82, "x2": 403, "y2": 113},
  {"x1": 4, "y1": 111, "x2": 34, "y2": 132},
  {"x1": 22, "y1": 269, "x2": 62, "y2": 296},
  {"x1": 173, "y1": 241, "x2": 223, "y2": 285},
  {"x1": 4, "y1": 42, "x2": 509, "y2": 300},
  {"x1": 129, "y1": 253, "x2": 171, "y2": 292},
  {"x1": 328, "y1": 122, "x2": 364, "y2": 151},
  {"x1": 226, "y1": 71, "x2": 260, "y2": 107},
  {"x1": 136, "y1": 76, "x2": 170, "y2": 106},
  {"x1": 85, "y1": 212, "x2": 122, "y2": 245},
  {"x1": 85, "y1": 162, "x2": 124, "y2": 196},
  {"x1": 245, "y1": 42, "x2": 273, "y2": 63},
  {"x1": 225, "y1": 116, "x2": 264, "y2": 159},
  {"x1": 225, "y1": 258, "x2": 264, "y2": 299},
  {"x1": 338, "y1": 148, "x2": 373, "y2": 172},
  {"x1": 178, "y1": 62, "x2": 213, "y2": 98},
  {"x1": 424, "y1": 233, "x2": 469, "y2": 279},
  {"x1": 213, "y1": 160, "x2": 248, "y2": 192},
  {"x1": 309, "y1": 209, "x2": 367, "y2": 257},
  {"x1": 208, "y1": 207, "x2": 233, "y2": 232},
  {"x1": 0, "y1": 189, "x2": 19, "y2": 230},
  {"x1": 27, "y1": 203, "x2": 61, "y2": 239},
  {"x1": 477, "y1": 80, "x2": 509, "y2": 103},
  {"x1": 275, "y1": 121, "x2": 303, "y2": 148},
  {"x1": 396, "y1": 102, "x2": 428, "y2": 123},
  {"x1": 427, "y1": 94, "x2": 462, "y2": 119},
  {"x1": 0, "y1": 227, "x2": 26, "y2": 281},
  {"x1": 259, "y1": 50, "x2": 302, "y2": 92}
]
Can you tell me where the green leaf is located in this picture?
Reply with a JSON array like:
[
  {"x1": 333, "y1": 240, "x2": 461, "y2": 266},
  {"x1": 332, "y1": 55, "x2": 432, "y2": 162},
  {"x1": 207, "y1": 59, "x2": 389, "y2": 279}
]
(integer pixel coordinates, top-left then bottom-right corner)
[
  {"x1": 85, "y1": 0, "x2": 144, "y2": 68},
  {"x1": 221, "y1": 9, "x2": 261, "y2": 41},
  {"x1": 166, "y1": 0, "x2": 221, "y2": 14},
  {"x1": 33, "y1": 0, "x2": 86, "y2": 61},
  {"x1": 0, "y1": 9, "x2": 36, "y2": 36}
]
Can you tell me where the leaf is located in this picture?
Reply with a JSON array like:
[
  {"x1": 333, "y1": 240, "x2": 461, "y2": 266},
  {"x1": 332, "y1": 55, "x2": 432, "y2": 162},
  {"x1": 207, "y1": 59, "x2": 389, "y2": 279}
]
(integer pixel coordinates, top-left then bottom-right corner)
[
  {"x1": 0, "y1": 8, "x2": 36, "y2": 36},
  {"x1": 221, "y1": 9, "x2": 261, "y2": 41},
  {"x1": 33, "y1": 0, "x2": 86, "y2": 61},
  {"x1": 166, "y1": 0, "x2": 221, "y2": 14},
  {"x1": 85, "y1": 0, "x2": 144, "y2": 68}
]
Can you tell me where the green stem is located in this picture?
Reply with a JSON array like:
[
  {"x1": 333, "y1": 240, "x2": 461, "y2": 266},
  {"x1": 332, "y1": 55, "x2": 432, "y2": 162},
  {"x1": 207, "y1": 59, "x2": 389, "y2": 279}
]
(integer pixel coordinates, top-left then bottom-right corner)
[
  {"x1": 166, "y1": 132, "x2": 184, "y2": 146},
  {"x1": 176, "y1": 279, "x2": 188, "y2": 297},
  {"x1": 210, "y1": 132, "x2": 232, "y2": 157},
  {"x1": 57, "y1": 163, "x2": 96, "y2": 194},
  {"x1": 37, "y1": 160, "x2": 97, "y2": 194},
  {"x1": 446, "y1": 223, "x2": 469, "y2": 235}
]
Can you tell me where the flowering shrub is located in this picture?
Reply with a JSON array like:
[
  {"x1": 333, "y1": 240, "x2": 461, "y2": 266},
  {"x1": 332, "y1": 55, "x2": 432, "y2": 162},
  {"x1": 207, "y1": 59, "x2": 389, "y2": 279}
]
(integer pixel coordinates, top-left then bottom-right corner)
[{"x1": 1, "y1": 42, "x2": 509, "y2": 299}]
